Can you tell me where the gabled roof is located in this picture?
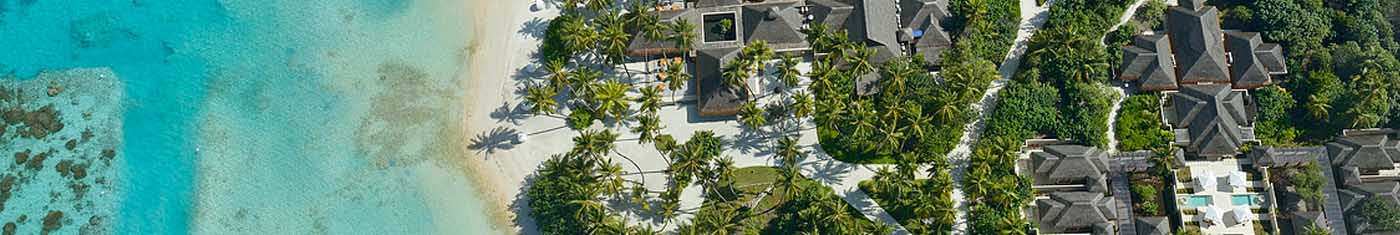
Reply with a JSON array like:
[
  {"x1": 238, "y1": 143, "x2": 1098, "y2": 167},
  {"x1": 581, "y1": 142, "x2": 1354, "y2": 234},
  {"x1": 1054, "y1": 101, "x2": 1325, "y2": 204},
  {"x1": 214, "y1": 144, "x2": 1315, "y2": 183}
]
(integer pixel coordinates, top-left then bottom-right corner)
[
  {"x1": 1166, "y1": 4, "x2": 1230, "y2": 84},
  {"x1": 1327, "y1": 131, "x2": 1400, "y2": 172},
  {"x1": 740, "y1": 3, "x2": 809, "y2": 51},
  {"x1": 1036, "y1": 191, "x2": 1118, "y2": 233},
  {"x1": 1166, "y1": 84, "x2": 1254, "y2": 157},
  {"x1": 1249, "y1": 146, "x2": 1323, "y2": 168},
  {"x1": 1119, "y1": 34, "x2": 1179, "y2": 91},
  {"x1": 1031, "y1": 145, "x2": 1110, "y2": 185},
  {"x1": 695, "y1": 47, "x2": 749, "y2": 117}
]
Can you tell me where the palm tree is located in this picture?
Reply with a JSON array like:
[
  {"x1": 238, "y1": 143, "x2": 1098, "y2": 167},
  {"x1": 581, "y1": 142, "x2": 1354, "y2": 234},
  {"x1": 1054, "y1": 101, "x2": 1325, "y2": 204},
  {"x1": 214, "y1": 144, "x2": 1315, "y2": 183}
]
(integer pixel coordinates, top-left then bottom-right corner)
[
  {"x1": 665, "y1": 61, "x2": 690, "y2": 102},
  {"x1": 623, "y1": 0, "x2": 654, "y2": 31},
  {"x1": 776, "y1": 136, "x2": 803, "y2": 166},
  {"x1": 722, "y1": 59, "x2": 750, "y2": 93},
  {"x1": 776, "y1": 54, "x2": 801, "y2": 89},
  {"x1": 814, "y1": 97, "x2": 847, "y2": 130},
  {"x1": 1307, "y1": 94, "x2": 1331, "y2": 120},
  {"x1": 776, "y1": 165, "x2": 803, "y2": 203},
  {"x1": 670, "y1": 19, "x2": 697, "y2": 52},
  {"x1": 807, "y1": 59, "x2": 834, "y2": 96},
  {"x1": 849, "y1": 100, "x2": 877, "y2": 140},
  {"x1": 638, "y1": 85, "x2": 663, "y2": 114},
  {"x1": 846, "y1": 46, "x2": 876, "y2": 76},
  {"x1": 803, "y1": 23, "x2": 830, "y2": 49},
  {"x1": 585, "y1": 0, "x2": 611, "y2": 12},
  {"x1": 791, "y1": 90, "x2": 813, "y2": 119},
  {"x1": 568, "y1": 199, "x2": 607, "y2": 225},
  {"x1": 572, "y1": 129, "x2": 619, "y2": 157},
  {"x1": 571, "y1": 68, "x2": 603, "y2": 97},
  {"x1": 632, "y1": 113, "x2": 663, "y2": 144},
  {"x1": 592, "y1": 80, "x2": 632, "y2": 121},
  {"x1": 739, "y1": 102, "x2": 767, "y2": 129},
  {"x1": 558, "y1": 14, "x2": 595, "y2": 54},
  {"x1": 543, "y1": 60, "x2": 572, "y2": 92},
  {"x1": 877, "y1": 119, "x2": 906, "y2": 152},
  {"x1": 932, "y1": 91, "x2": 963, "y2": 123},
  {"x1": 600, "y1": 22, "x2": 632, "y2": 66},
  {"x1": 904, "y1": 104, "x2": 933, "y2": 140},
  {"x1": 597, "y1": 158, "x2": 626, "y2": 197},
  {"x1": 526, "y1": 84, "x2": 559, "y2": 115}
]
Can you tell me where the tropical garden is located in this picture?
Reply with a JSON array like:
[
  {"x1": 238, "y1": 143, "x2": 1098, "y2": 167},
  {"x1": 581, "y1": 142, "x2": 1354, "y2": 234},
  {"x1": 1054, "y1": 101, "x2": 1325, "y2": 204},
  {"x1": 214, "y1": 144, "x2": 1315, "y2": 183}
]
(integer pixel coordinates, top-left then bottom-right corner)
[
  {"x1": 524, "y1": 0, "x2": 893, "y2": 233},
  {"x1": 1216, "y1": 0, "x2": 1400, "y2": 145},
  {"x1": 958, "y1": 0, "x2": 1141, "y2": 232}
]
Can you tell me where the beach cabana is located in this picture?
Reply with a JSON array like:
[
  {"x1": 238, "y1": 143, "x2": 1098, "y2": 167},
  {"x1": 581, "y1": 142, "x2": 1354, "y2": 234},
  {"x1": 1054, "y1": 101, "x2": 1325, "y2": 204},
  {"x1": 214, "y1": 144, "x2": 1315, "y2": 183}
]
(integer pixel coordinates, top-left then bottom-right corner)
[
  {"x1": 1196, "y1": 171, "x2": 1217, "y2": 192},
  {"x1": 1229, "y1": 207, "x2": 1254, "y2": 226},
  {"x1": 1228, "y1": 171, "x2": 1247, "y2": 192},
  {"x1": 1200, "y1": 206, "x2": 1222, "y2": 226}
]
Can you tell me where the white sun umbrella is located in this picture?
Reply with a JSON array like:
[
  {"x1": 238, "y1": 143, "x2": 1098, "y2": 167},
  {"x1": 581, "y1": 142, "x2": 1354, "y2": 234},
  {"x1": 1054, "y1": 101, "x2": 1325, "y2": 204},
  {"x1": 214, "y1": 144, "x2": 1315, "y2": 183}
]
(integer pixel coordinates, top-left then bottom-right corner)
[
  {"x1": 1197, "y1": 171, "x2": 1217, "y2": 191},
  {"x1": 1230, "y1": 207, "x2": 1255, "y2": 226},
  {"x1": 1201, "y1": 206, "x2": 1222, "y2": 225},
  {"x1": 1229, "y1": 171, "x2": 1248, "y2": 191}
]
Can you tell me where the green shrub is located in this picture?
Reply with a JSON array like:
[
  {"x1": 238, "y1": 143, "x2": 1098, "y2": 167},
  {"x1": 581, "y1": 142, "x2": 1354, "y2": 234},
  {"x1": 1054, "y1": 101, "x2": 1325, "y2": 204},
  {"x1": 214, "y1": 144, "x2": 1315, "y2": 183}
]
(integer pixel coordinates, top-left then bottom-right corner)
[{"x1": 1116, "y1": 93, "x2": 1174, "y2": 151}]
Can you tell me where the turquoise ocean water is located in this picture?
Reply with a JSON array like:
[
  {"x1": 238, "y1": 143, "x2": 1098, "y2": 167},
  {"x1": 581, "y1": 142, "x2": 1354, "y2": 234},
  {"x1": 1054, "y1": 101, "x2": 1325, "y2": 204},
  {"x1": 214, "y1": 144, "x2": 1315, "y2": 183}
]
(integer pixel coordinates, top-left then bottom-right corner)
[{"x1": 0, "y1": 0, "x2": 501, "y2": 233}]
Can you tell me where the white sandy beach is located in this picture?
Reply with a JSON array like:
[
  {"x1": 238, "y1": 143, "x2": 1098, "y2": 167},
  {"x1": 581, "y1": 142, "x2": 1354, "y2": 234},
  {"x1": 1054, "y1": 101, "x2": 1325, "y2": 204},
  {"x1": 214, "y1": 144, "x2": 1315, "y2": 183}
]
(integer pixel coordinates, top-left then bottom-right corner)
[{"x1": 457, "y1": 0, "x2": 554, "y2": 233}]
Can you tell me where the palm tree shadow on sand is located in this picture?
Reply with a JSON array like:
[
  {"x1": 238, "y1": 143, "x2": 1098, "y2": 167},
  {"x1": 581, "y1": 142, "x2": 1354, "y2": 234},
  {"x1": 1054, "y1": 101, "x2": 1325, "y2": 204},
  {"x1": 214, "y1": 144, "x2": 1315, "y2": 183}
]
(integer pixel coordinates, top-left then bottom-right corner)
[{"x1": 469, "y1": 126, "x2": 523, "y2": 156}]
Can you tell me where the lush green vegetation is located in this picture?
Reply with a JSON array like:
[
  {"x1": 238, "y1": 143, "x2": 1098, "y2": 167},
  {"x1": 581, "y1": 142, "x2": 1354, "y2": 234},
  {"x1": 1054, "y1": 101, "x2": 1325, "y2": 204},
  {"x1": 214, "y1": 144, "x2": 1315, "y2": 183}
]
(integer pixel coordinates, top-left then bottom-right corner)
[
  {"x1": 1115, "y1": 93, "x2": 1173, "y2": 151},
  {"x1": 809, "y1": 27, "x2": 997, "y2": 164},
  {"x1": 960, "y1": 0, "x2": 1137, "y2": 233},
  {"x1": 1210, "y1": 0, "x2": 1400, "y2": 144},
  {"x1": 859, "y1": 158, "x2": 957, "y2": 234},
  {"x1": 678, "y1": 167, "x2": 892, "y2": 235},
  {"x1": 1361, "y1": 198, "x2": 1400, "y2": 230},
  {"x1": 946, "y1": 0, "x2": 1022, "y2": 63}
]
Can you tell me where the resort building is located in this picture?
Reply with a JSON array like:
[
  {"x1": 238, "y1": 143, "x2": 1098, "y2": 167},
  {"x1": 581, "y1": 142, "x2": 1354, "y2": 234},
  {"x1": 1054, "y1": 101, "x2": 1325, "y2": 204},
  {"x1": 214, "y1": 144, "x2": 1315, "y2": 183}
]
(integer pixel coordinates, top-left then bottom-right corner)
[
  {"x1": 1117, "y1": 0, "x2": 1287, "y2": 91},
  {"x1": 1114, "y1": 0, "x2": 1288, "y2": 159},
  {"x1": 1035, "y1": 191, "x2": 1120, "y2": 234},
  {"x1": 1247, "y1": 146, "x2": 1347, "y2": 235},
  {"x1": 1020, "y1": 144, "x2": 1121, "y2": 234},
  {"x1": 626, "y1": 0, "x2": 951, "y2": 117},
  {"x1": 1163, "y1": 83, "x2": 1257, "y2": 160},
  {"x1": 1323, "y1": 129, "x2": 1400, "y2": 234}
]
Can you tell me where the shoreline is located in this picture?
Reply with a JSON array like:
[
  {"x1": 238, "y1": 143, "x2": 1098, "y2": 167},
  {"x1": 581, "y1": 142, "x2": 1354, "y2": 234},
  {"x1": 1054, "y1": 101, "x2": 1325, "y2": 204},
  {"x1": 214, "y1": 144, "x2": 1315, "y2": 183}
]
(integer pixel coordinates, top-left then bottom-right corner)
[{"x1": 456, "y1": 0, "x2": 549, "y2": 233}]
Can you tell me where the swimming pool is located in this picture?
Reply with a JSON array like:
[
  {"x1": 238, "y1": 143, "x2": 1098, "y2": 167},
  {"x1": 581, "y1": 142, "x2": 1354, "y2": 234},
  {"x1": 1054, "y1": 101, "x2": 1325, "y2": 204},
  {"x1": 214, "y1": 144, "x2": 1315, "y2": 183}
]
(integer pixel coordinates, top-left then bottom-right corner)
[
  {"x1": 1233, "y1": 194, "x2": 1264, "y2": 206},
  {"x1": 1185, "y1": 195, "x2": 1213, "y2": 207}
]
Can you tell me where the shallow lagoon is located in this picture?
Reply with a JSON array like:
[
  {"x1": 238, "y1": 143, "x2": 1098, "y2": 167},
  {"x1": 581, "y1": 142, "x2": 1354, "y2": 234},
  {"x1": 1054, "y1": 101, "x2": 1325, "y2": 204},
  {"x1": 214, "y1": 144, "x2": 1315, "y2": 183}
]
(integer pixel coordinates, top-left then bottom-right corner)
[{"x1": 0, "y1": 0, "x2": 500, "y2": 233}]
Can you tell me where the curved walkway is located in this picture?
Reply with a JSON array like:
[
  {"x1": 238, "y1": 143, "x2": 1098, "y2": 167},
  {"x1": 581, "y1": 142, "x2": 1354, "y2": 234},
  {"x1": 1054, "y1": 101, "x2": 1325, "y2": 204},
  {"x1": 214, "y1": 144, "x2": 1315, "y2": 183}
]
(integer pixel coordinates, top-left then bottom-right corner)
[{"x1": 946, "y1": 0, "x2": 1055, "y2": 233}]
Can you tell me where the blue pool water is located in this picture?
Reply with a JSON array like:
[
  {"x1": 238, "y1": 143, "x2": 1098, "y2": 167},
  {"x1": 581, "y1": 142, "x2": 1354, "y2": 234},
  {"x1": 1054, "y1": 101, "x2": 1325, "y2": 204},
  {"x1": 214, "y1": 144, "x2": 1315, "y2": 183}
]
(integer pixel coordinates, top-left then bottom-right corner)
[
  {"x1": 1, "y1": 0, "x2": 501, "y2": 233},
  {"x1": 1233, "y1": 194, "x2": 1263, "y2": 206},
  {"x1": 1185, "y1": 195, "x2": 1213, "y2": 207}
]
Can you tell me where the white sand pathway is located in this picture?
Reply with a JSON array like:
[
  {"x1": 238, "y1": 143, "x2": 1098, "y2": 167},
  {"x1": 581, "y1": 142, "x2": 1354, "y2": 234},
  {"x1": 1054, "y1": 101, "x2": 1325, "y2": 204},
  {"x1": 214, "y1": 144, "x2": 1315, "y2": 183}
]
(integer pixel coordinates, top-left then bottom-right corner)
[{"x1": 945, "y1": 0, "x2": 1054, "y2": 233}]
